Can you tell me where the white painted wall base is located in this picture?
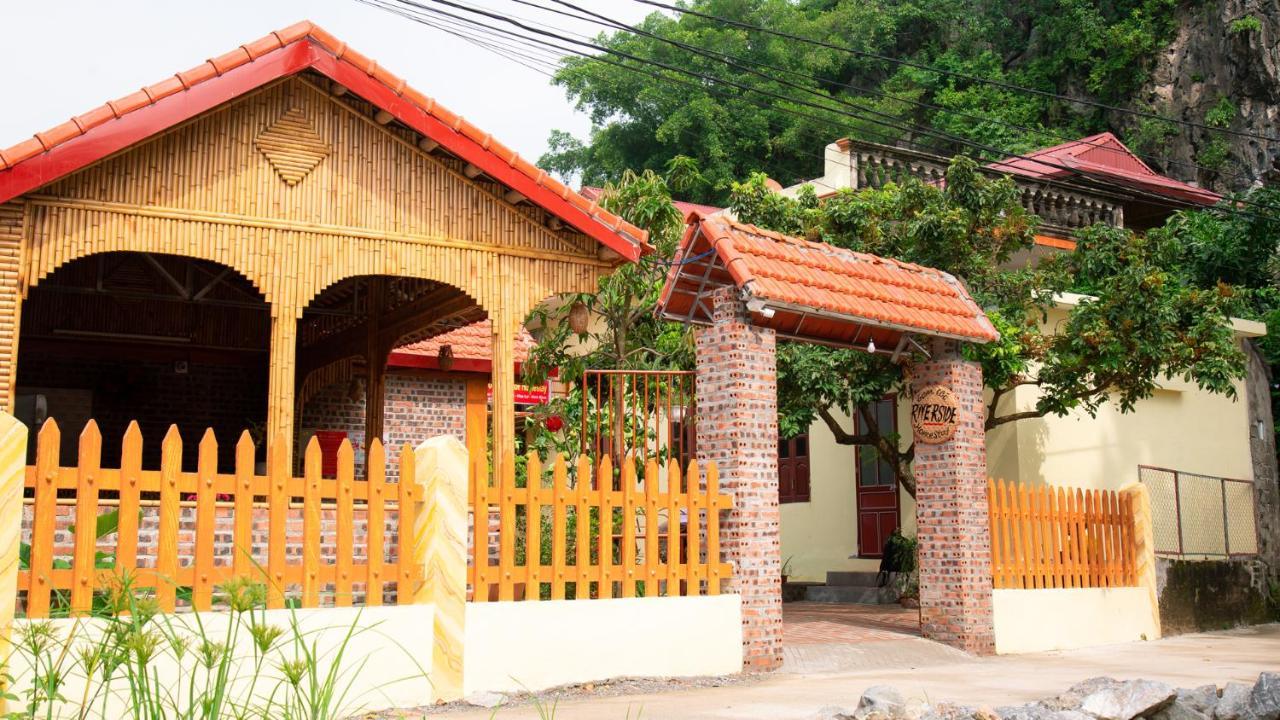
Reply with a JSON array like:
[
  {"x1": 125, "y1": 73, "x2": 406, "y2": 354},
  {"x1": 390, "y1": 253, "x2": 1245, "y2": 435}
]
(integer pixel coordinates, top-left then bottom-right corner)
[
  {"x1": 993, "y1": 587, "x2": 1159, "y2": 654},
  {"x1": 8, "y1": 605, "x2": 436, "y2": 718},
  {"x1": 464, "y1": 594, "x2": 744, "y2": 695}
]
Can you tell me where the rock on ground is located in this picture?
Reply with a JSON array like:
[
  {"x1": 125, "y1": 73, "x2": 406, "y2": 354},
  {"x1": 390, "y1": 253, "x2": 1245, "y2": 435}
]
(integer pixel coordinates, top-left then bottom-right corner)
[
  {"x1": 855, "y1": 685, "x2": 908, "y2": 720},
  {"x1": 1218, "y1": 683, "x2": 1256, "y2": 720},
  {"x1": 1079, "y1": 679, "x2": 1177, "y2": 720},
  {"x1": 1249, "y1": 673, "x2": 1280, "y2": 720}
]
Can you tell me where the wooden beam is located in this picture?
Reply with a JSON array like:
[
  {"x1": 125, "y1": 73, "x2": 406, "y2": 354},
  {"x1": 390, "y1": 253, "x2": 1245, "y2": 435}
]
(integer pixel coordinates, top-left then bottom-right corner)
[
  {"x1": 463, "y1": 164, "x2": 483, "y2": 179},
  {"x1": 418, "y1": 137, "x2": 440, "y2": 153},
  {"x1": 297, "y1": 286, "x2": 480, "y2": 380},
  {"x1": 374, "y1": 109, "x2": 395, "y2": 125},
  {"x1": 503, "y1": 190, "x2": 525, "y2": 205}
]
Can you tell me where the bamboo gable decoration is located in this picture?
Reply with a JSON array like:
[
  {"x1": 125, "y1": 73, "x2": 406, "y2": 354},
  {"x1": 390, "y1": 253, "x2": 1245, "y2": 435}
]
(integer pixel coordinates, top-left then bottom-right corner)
[
  {"x1": 987, "y1": 478, "x2": 1139, "y2": 589},
  {"x1": 0, "y1": 75, "x2": 638, "y2": 472}
]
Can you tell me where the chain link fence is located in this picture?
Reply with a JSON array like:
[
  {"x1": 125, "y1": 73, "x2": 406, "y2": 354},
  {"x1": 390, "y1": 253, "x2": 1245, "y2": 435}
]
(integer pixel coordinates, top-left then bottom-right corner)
[{"x1": 1138, "y1": 466, "x2": 1258, "y2": 558}]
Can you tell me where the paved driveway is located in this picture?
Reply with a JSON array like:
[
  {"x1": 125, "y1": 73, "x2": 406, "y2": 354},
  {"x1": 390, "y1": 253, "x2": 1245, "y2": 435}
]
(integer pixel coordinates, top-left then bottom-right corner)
[{"x1": 434, "y1": 624, "x2": 1280, "y2": 720}]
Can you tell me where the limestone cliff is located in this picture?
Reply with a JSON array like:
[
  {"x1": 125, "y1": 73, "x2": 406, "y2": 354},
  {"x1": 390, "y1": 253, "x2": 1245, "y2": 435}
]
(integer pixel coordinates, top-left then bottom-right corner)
[{"x1": 1122, "y1": 0, "x2": 1280, "y2": 192}]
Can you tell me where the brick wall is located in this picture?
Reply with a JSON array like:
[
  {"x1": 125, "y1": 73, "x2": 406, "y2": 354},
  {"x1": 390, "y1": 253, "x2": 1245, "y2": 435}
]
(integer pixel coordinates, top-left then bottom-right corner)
[
  {"x1": 298, "y1": 369, "x2": 467, "y2": 480},
  {"x1": 694, "y1": 288, "x2": 782, "y2": 671},
  {"x1": 22, "y1": 502, "x2": 406, "y2": 607},
  {"x1": 909, "y1": 338, "x2": 995, "y2": 655}
]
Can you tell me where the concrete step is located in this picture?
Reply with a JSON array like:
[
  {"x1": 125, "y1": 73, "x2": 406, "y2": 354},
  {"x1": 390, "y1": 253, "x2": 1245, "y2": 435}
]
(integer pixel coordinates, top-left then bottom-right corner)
[
  {"x1": 803, "y1": 584, "x2": 899, "y2": 604},
  {"x1": 825, "y1": 570, "x2": 895, "y2": 587}
]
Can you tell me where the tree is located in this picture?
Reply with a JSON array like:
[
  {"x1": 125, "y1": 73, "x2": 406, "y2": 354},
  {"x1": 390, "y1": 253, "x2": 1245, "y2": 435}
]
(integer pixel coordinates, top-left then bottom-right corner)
[
  {"x1": 541, "y1": 0, "x2": 1184, "y2": 201},
  {"x1": 734, "y1": 157, "x2": 1245, "y2": 497},
  {"x1": 1157, "y1": 186, "x2": 1280, "y2": 453},
  {"x1": 520, "y1": 164, "x2": 694, "y2": 460}
]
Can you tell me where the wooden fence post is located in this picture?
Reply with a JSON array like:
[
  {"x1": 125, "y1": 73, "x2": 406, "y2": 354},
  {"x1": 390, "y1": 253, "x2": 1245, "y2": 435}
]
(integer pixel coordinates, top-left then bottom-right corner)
[
  {"x1": 414, "y1": 435, "x2": 468, "y2": 702},
  {"x1": 0, "y1": 413, "x2": 27, "y2": 714},
  {"x1": 1121, "y1": 482, "x2": 1162, "y2": 640}
]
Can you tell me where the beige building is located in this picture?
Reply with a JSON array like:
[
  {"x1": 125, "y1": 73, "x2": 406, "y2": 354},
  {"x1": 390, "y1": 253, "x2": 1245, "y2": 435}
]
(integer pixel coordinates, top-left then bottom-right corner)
[{"x1": 777, "y1": 136, "x2": 1267, "y2": 584}]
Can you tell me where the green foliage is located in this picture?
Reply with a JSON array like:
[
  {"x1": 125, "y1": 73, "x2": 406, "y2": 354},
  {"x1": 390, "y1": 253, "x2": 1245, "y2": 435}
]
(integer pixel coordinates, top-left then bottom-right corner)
[
  {"x1": 731, "y1": 156, "x2": 1244, "y2": 495},
  {"x1": 541, "y1": 0, "x2": 1183, "y2": 198},
  {"x1": 1230, "y1": 16, "x2": 1262, "y2": 33},
  {"x1": 522, "y1": 163, "x2": 693, "y2": 458},
  {"x1": 4, "y1": 575, "x2": 425, "y2": 719}
]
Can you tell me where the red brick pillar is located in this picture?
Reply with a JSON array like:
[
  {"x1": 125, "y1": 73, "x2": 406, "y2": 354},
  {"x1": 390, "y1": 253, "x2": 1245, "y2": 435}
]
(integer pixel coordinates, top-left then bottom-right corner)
[
  {"x1": 910, "y1": 337, "x2": 995, "y2": 655},
  {"x1": 694, "y1": 287, "x2": 782, "y2": 671}
]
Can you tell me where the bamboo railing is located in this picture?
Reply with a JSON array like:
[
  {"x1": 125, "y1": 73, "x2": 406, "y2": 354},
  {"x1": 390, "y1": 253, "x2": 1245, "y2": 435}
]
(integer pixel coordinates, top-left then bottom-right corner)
[
  {"x1": 21, "y1": 419, "x2": 423, "y2": 618},
  {"x1": 470, "y1": 452, "x2": 730, "y2": 602},
  {"x1": 987, "y1": 479, "x2": 1138, "y2": 589}
]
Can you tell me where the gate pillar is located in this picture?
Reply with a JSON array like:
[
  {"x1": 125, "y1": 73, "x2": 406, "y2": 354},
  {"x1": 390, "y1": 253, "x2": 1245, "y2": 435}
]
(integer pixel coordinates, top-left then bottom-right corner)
[
  {"x1": 693, "y1": 287, "x2": 782, "y2": 671},
  {"x1": 910, "y1": 337, "x2": 995, "y2": 654}
]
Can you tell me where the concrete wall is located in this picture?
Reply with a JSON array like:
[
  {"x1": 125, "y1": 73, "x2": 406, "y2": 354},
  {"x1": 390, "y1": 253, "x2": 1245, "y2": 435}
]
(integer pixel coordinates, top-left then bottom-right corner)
[
  {"x1": 463, "y1": 595, "x2": 743, "y2": 694},
  {"x1": 992, "y1": 587, "x2": 1159, "y2": 654},
  {"x1": 7, "y1": 605, "x2": 436, "y2": 718}
]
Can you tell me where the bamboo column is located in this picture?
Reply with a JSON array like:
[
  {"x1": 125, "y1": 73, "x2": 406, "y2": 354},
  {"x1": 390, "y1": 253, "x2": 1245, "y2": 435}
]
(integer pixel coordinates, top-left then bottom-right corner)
[
  {"x1": 365, "y1": 277, "x2": 388, "y2": 450},
  {"x1": 490, "y1": 280, "x2": 517, "y2": 495},
  {"x1": 267, "y1": 308, "x2": 299, "y2": 469}
]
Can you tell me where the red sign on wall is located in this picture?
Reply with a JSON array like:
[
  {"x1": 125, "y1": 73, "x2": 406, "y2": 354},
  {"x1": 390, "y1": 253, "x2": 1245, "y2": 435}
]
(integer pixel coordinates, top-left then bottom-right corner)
[{"x1": 488, "y1": 382, "x2": 550, "y2": 405}]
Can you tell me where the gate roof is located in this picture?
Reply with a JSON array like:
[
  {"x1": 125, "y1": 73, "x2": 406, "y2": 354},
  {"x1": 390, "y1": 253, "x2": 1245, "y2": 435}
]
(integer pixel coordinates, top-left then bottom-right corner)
[
  {"x1": 657, "y1": 214, "x2": 999, "y2": 353},
  {"x1": 0, "y1": 21, "x2": 648, "y2": 261}
]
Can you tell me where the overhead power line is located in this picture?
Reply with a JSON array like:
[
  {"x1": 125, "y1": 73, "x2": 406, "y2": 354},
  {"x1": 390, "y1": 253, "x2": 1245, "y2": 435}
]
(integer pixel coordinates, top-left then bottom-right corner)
[
  {"x1": 630, "y1": 0, "x2": 1279, "y2": 145},
  {"x1": 360, "y1": 0, "x2": 1280, "y2": 224},
  {"x1": 526, "y1": 0, "x2": 1258, "y2": 186}
]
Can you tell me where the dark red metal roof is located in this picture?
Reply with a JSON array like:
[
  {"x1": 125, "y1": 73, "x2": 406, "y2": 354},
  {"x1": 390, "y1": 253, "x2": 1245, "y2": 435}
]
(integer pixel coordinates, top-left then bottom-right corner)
[{"x1": 988, "y1": 132, "x2": 1221, "y2": 206}]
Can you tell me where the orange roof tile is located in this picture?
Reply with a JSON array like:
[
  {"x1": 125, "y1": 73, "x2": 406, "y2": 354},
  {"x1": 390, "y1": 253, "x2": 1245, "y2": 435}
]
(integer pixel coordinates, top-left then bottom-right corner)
[
  {"x1": 658, "y1": 215, "x2": 998, "y2": 348},
  {"x1": 0, "y1": 21, "x2": 648, "y2": 259}
]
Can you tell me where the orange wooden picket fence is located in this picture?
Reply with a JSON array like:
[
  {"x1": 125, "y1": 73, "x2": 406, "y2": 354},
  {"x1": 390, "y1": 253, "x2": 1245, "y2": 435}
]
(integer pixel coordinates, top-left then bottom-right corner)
[
  {"x1": 21, "y1": 418, "x2": 424, "y2": 618},
  {"x1": 987, "y1": 479, "x2": 1137, "y2": 589},
  {"x1": 470, "y1": 452, "x2": 730, "y2": 602}
]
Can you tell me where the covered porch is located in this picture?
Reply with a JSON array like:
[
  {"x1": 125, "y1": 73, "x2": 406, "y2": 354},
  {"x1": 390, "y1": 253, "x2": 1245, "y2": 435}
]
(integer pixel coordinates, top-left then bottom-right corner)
[{"x1": 0, "y1": 21, "x2": 649, "y2": 482}]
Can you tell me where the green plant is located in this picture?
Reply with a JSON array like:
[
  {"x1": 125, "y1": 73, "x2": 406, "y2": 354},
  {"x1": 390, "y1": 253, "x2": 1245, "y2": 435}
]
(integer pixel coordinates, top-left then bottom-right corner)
[
  {"x1": 1230, "y1": 16, "x2": 1262, "y2": 34},
  {"x1": 3, "y1": 573, "x2": 428, "y2": 719}
]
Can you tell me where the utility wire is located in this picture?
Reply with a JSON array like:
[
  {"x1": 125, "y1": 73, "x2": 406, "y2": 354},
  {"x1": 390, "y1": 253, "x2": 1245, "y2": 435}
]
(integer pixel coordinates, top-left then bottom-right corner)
[
  {"x1": 391, "y1": 0, "x2": 1280, "y2": 220},
  {"x1": 518, "y1": 0, "x2": 1257, "y2": 185},
  {"x1": 361, "y1": 0, "x2": 1280, "y2": 223},
  {"x1": 631, "y1": 0, "x2": 1279, "y2": 145}
]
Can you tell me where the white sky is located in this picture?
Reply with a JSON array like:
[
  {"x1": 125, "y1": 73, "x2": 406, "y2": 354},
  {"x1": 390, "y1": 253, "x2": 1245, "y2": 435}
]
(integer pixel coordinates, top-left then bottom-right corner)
[{"x1": 0, "y1": 0, "x2": 654, "y2": 163}]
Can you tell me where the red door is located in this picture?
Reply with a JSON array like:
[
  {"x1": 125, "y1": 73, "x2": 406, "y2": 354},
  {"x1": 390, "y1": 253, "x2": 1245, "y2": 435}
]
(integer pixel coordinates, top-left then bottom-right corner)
[{"x1": 856, "y1": 397, "x2": 900, "y2": 557}]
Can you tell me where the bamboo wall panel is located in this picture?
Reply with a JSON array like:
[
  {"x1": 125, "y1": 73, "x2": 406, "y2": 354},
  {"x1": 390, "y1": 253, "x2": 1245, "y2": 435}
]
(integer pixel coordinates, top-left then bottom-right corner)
[
  {"x1": 18, "y1": 418, "x2": 424, "y2": 618},
  {"x1": 987, "y1": 479, "x2": 1138, "y2": 589},
  {"x1": 0, "y1": 203, "x2": 22, "y2": 410},
  {"x1": 470, "y1": 452, "x2": 732, "y2": 602}
]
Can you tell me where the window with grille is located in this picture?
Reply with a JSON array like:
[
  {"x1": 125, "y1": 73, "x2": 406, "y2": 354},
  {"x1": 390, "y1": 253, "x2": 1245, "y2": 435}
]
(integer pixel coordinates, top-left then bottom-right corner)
[
  {"x1": 779, "y1": 433, "x2": 811, "y2": 503},
  {"x1": 1138, "y1": 466, "x2": 1258, "y2": 558}
]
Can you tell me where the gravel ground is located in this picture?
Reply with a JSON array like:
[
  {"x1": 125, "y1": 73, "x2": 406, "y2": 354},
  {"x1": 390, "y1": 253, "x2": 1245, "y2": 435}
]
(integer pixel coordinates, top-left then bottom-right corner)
[{"x1": 352, "y1": 672, "x2": 766, "y2": 718}]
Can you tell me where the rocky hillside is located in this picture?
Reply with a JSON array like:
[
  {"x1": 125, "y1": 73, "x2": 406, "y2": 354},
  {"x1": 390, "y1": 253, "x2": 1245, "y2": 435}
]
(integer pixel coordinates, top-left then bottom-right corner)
[{"x1": 1124, "y1": 0, "x2": 1280, "y2": 192}]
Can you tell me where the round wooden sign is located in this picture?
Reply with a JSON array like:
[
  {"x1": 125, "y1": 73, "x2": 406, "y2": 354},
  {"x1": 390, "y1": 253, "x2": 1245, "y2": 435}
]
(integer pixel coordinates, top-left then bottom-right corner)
[{"x1": 911, "y1": 384, "x2": 960, "y2": 444}]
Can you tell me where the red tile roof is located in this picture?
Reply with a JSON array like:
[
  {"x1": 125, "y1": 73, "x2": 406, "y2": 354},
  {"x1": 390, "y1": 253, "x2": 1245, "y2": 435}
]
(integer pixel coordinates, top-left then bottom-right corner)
[
  {"x1": 388, "y1": 319, "x2": 535, "y2": 371},
  {"x1": 988, "y1": 132, "x2": 1220, "y2": 206},
  {"x1": 658, "y1": 215, "x2": 999, "y2": 348},
  {"x1": 0, "y1": 21, "x2": 648, "y2": 260}
]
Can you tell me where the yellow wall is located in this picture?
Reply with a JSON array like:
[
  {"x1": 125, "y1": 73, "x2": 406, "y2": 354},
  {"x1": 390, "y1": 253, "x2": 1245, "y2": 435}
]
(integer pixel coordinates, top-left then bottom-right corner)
[
  {"x1": 780, "y1": 406, "x2": 916, "y2": 582},
  {"x1": 781, "y1": 302, "x2": 1260, "y2": 581},
  {"x1": 986, "y1": 305, "x2": 1256, "y2": 490}
]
